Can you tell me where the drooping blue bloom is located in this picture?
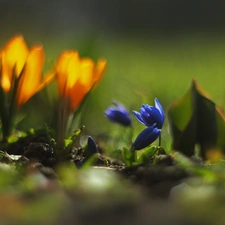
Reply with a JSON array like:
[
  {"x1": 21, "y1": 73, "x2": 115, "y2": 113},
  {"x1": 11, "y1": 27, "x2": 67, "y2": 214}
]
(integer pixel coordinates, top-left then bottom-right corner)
[
  {"x1": 132, "y1": 125, "x2": 161, "y2": 150},
  {"x1": 105, "y1": 102, "x2": 131, "y2": 127},
  {"x1": 132, "y1": 98, "x2": 165, "y2": 129},
  {"x1": 87, "y1": 136, "x2": 99, "y2": 155}
]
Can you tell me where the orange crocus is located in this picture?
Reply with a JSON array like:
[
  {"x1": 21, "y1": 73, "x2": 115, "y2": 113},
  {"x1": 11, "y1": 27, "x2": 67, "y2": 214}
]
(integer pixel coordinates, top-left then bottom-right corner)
[
  {"x1": 0, "y1": 35, "x2": 55, "y2": 107},
  {"x1": 55, "y1": 51, "x2": 106, "y2": 111}
]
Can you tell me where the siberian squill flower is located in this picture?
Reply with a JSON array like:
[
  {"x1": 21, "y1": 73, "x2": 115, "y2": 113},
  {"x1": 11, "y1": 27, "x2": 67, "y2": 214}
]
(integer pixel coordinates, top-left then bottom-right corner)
[
  {"x1": 105, "y1": 102, "x2": 131, "y2": 127},
  {"x1": 54, "y1": 51, "x2": 106, "y2": 112},
  {"x1": 0, "y1": 35, "x2": 55, "y2": 107},
  {"x1": 131, "y1": 98, "x2": 165, "y2": 150},
  {"x1": 86, "y1": 136, "x2": 99, "y2": 158},
  {"x1": 132, "y1": 98, "x2": 165, "y2": 129}
]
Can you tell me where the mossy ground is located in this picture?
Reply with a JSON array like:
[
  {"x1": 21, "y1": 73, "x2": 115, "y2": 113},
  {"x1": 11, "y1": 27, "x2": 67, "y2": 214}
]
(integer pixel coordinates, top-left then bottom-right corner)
[{"x1": 0, "y1": 134, "x2": 207, "y2": 225}]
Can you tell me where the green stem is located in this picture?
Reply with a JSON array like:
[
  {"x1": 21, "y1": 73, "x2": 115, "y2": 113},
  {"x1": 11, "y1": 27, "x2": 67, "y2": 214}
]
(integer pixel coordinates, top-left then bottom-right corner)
[
  {"x1": 6, "y1": 76, "x2": 20, "y2": 140},
  {"x1": 67, "y1": 89, "x2": 92, "y2": 135},
  {"x1": 0, "y1": 66, "x2": 25, "y2": 141},
  {"x1": 56, "y1": 99, "x2": 70, "y2": 149},
  {"x1": 158, "y1": 132, "x2": 161, "y2": 146},
  {"x1": 130, "y1": 146, "x2": 137, "y2": 165},
  {"x1": 0, "y1": 93, "x2": 10, "y2": 141}
]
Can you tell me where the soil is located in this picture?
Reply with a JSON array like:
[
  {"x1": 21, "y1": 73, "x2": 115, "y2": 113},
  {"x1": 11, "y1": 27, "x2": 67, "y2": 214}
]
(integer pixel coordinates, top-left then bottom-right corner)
[
  {"x1": 4, "y1": 132, "x2": 189, "y2": 197},
  {"x1": 0, "y1": 132, "x2": 196, "y2": 225}
]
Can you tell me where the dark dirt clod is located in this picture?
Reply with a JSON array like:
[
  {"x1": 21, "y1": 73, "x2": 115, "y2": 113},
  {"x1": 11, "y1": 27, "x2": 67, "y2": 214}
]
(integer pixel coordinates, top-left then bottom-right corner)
[
  {"x1": 119, "y1": 155, "x2": 189, "y2": 198},
  {"x1": 6, "y1": 133, "x2": 51, "y2": 155},
  {"x1": 23, "y1": 142, "x2": 56, "y2": 167}
]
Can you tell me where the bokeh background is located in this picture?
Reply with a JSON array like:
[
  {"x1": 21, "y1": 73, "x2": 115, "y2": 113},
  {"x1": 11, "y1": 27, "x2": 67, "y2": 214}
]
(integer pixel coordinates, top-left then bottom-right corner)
[{"x1": 1, "y1": 0, "x2": 225, "y2": 147}]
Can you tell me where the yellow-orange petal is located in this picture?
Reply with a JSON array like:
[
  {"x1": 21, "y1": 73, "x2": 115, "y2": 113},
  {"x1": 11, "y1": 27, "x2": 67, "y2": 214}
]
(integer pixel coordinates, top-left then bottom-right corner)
[
  {"x1": 70, "y1": 85, "x2": 87, "y2": 111},
  {"x1": 1, "y1": 35, "x2": 29, "y2": 92},
  {"x1": 70, "y1": 58, "x2": 95, "y2": 111},
  {"x1": 1, "y1": 75, "x2": 11, "y2": 92},
  {"x1": 56, "y1": 51, "x2": 81, "y2": 97},
  {"x1": 3, "y1": 35, "x2": 29, "y2": 76},
  {"x1": 40, "y1": 71, "x2": 56, "y2": 88},
  {"x1": 55, "y1": 52, "x2": 71, "y2": 96},
  {"x1": 17, "y1": 45, "x2": 45, "y2": 106},
  {"x1": 66, "y1": 52, "x2": 81, "y2": 89},
  {"x1": 93, "y1": 59, "x2": 107, "y2": 88},
  {"x1": 34, "y1": 70, "x2": 56, "y2": 97},
  {"x1": 79, "y1": 58, "x2": 95, "y2": 87}
]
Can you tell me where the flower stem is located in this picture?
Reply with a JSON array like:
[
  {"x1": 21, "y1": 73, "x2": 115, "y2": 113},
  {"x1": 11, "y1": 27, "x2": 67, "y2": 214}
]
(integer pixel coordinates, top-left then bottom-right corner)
[
  {"x1": 56, "y1": 98, "x2": 71, "y2": 149},
  {"x1": 158, "y1": 132, "x2": 161, "y2": 146},
  {"x1": 130, "y1": 145, "x2": 137, "y2": 165}
]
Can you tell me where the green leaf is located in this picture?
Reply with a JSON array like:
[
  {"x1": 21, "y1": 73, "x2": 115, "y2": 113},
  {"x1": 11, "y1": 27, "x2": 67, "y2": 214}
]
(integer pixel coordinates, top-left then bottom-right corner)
[
  {"x1": 81, "y1": 153, "x2": 99, "y2": 170},
  {"x1": 137, "y1": 146, "x2": 157, "y2": 164},
  {"x1": 168, "y1": 80, "x2": 225, "y2": 159},
  {"x1": 215, "y1": 108, "x2": 225, "y2": 150},
  {"x1": 173, "y1": 152, "x2": 225, "y2": 183},
  {"x1": 64, "y1": 139, "x2": 73, "y2": 148},
  {"x1": 173, "y1": 152, "x2": 197, "y2": 169},
  {"x1": 65, "y1": 126, "x2": 85, "y2": 152},
  {"x1": 122, "y1": 147, "x2": 133, "y2": 166}
]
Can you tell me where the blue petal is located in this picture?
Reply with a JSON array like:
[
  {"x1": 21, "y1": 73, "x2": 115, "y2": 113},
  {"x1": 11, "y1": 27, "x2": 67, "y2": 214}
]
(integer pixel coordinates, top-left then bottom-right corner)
[
  {"x1": 149, "y1": 107, "x2": 164, "y2": 128},
  {"x1": 132, "y1": 99, "x2": 165, "y2": 129},
  {"x1": 105, "y1": 107, "x2": 114, "y2": 117},
  {"x1": 142, "y1": 104, "x2": 164, "y2": 128},
  {"x1": 105, "y1": 108, "x2": 131, "y2": 126},
  {"x1": 132, "y1": 126, "x2": 161, "y2": 150},
  {"x1": 87, "y1": 136, "x2": 99, "y2": 155},
  {"x1": 140, "y1": 105, "x2": 160, "y2": 127},
  {"x1": 140, "y1": 105, "x2": 157, "y2": 126},
  {"x1": 117, "y1": 103, "x2": 130, "y2": 116},
  {"x1": 154, "y1": 98, "x2": 165, "y2": 122},
  {"x1": 132, "y1": 110, "x2": 147, "y2": 126},
  {"x1": 140, "y1": 106, "x2": 155, "y2": 127}
]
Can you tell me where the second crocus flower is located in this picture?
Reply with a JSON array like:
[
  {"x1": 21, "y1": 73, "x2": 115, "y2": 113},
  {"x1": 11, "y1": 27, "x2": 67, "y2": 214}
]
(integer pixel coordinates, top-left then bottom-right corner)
[
  {"x1": 54, "y1": 51, "x2": 106, "y2": 112},
  {"x1": 49, "y1": 50, "x2": 106, "y2": 147}
]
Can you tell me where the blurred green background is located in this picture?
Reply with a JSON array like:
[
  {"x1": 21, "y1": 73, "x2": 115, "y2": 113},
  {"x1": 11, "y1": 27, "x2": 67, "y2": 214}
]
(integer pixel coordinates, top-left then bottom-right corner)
[{"x1": 1, "y1": 0, "x2": 225, "y2": 148}]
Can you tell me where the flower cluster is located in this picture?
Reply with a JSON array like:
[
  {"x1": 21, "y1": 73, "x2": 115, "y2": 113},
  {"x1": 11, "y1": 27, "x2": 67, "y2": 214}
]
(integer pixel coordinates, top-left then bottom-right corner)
[
  {"x1": 0, "y1": 35, "x2": 164, "y2": 157},
  {"x1": 0, "y1": 35, "x2": 106, "y2": 140},
  {"x1": 104, "y1": 98, "x2": 164, "y2": 151},
  {"x1": 132, "y1": 98, "x2": 165, "y2": 150}
]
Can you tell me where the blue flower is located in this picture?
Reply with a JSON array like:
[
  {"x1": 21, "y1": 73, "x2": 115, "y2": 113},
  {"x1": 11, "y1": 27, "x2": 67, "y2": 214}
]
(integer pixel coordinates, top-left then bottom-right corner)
[
  {"x1": 105, "y1": 102, "x2": 131, "y2": 126},
  {"x1": 132, "y1": 98, "x2": 165, "y2": 129},
  {"x1": 132, "y1": 126, "x2": 161, "y2": 150},
  {"x1": 82, "y1": 136, "x2": 99, "y2": 159},
  {"x1": 87, "y1": 136, "x2": 99, "y2": 155}
]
